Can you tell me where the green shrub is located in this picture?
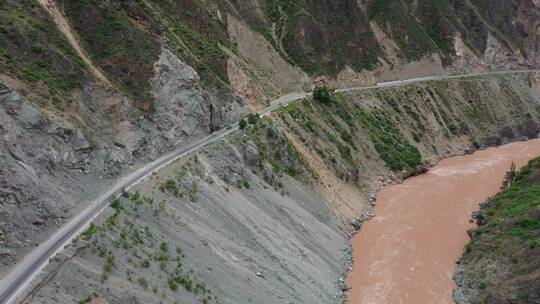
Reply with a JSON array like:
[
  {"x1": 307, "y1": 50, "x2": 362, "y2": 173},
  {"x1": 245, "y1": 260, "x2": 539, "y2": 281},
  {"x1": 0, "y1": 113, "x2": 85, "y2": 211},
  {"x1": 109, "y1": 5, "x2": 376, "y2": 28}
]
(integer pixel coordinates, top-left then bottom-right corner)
[
  {"x1": 160, "y1": 242, "x2": 169, "y2": 252},
  {"x1": 266, "y1": 127, "x2": 276, "y2": 138},
  {"x1": 517, "y1": 290, "x2": 530, "y2": 300},
  {"x1": 79, "y1": 295, "x2": 93, "y2": 304},
  {"x1": 31, "y1": 43, "x2": 43, "y2": 53},
  {"x1": 340, "y1": 131, "x2": 356, "y2": 149},
  {"x1": 236, "y1": 179, "x2": 243, "y2": 189},
  {"x1": 313, "y1": 86, "x2": 333, "y2": 104},
  {"x1": 82, "y1": 223, "x2": 97, "y2": 240},
  {"x1": 160, "y1": 178, "x2": 179, "y2": 196},
  {"x1": 138, "y1": 277, "x2": 148, "y2": 288},
  {"x1": 130, "y1": 191, "x2": 141, "y2": 202},
  {"x1": 102, "y1": 255, "x2": 116, "y2": 280},
  {"x1": 356, "y1": 109, "x2": 422, "y2": 172},
  {"x1": 465, "y1": 243, "x2": 472, "y2": 253},
  {"x1": 168, "y1": 278, "x2": 179, "y2": 291},
  {"x1": 110, "y1": 196, "x2": 122, "y2": 211},
  {"x1": 301, "y1": 119, "x2": 317, "y2": 132},
  {"x1": 337, "y1": 142, "x2": 352, "y2": 161},
  {"x1": 106, "y1": 213, "x2": 117, "y2": 229},
  {"x1": 239, "y1": 118, "x2": 247, "y2": 129},
  {"x1": 0, "y1": 48, "x2": 11, "y2": 59},
  {"x1": 156, "y1": 251, "x2": 169, "y2": 261},
  {"x1": 104, "y1": 255, "x2": 115, "y2": 272},
  {"x1": 246, "y1": 113, "x2": 261, "y2": 125},
  {"x1": 140, "y1": 259, "x2": 150, "y2": 268}
]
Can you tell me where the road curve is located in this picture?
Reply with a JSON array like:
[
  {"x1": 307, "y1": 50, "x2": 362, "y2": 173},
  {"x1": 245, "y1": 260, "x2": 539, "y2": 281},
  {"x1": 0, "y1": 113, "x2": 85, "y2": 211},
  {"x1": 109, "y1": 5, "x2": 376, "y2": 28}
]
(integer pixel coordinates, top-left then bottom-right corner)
[{"x1": 0, "y1": 69, "x2": 538, "y2": 304}]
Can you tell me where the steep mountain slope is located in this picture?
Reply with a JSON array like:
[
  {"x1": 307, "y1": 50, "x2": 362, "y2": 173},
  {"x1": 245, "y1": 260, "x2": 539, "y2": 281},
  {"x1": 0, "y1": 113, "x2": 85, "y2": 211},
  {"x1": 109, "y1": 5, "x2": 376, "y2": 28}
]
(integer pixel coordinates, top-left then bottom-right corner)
[
  {"x1": 0, "y1": 0, "x2": 540, "y2": 303},
  {"x1": 454, "y1": 157, "x2": 540, "y2": 304},
  {"x1": 17, "y1": 72, "x2": 540, "y2": 304}
]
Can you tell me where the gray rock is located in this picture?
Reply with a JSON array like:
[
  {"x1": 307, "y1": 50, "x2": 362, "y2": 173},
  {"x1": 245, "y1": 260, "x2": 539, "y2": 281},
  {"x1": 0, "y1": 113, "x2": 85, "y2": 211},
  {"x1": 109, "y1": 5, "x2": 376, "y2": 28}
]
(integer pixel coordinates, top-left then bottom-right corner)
[
  {"x1": 243, "y1": 140, "x2": 260, "y2": 167},
  {"x1": 262, "y1": 162, "x2": 278, "y2": 186},
  {"x1": 17, "y1": 104, "x2": 47, "y2": 130},
  {"x1": 452, "y1": 287, "x2": 478, "y2": 304},
  {"x1": 47, "y1": 123, "x2": 75, "y2": 142},
  {"x1": 147, "y1": 47, "x2": 246, "y2": 157},
  {"x1": 151, "y1": 48, "x2": 208, "y2": 145},
  {"x1": 70, "y1": 129, "x2": 90, "y2": 152},
  {"x1": 105, "y1": 148, "x2": 127, "y2": 176}
]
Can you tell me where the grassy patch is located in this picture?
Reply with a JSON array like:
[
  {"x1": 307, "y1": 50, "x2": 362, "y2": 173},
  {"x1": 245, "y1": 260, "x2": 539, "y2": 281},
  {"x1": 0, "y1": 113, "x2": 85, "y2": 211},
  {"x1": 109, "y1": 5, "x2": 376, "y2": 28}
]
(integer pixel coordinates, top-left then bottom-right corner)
[
  {"x1": 168, "y1": 21, "x2": 229, "y2": 85},
  {"x1": 61, "y1": 0, "x2": 160, "y2": 102},
  {"x1": 368, "y1": 0, "x2": 439, "y2": 61},
  {"x1": 159, "y1": 157, "x2": 204, "y2": 201},
  {"x1": 0, "y1": 2, "x2": 85, "y2": 96},
  {"x1": 82, "y1": 223, "x2": 97, "y2": 240},
  {"x1": 355, "y1": 108, "x2": 422, "y2": 173},
  {"x1": 259, "y1": 0, "x2": 383, "y2": 75}
]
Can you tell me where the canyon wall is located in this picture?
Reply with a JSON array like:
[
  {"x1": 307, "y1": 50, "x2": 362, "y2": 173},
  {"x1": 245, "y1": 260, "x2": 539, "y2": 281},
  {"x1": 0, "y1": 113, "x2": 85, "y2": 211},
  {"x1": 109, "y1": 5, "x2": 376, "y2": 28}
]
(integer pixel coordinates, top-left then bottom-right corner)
[
  {"x1": 17, "y1": 73, "x2": 540, "y2": 303},
  {"x1": 1, "y1": 0, "x2": 540, "y2": 302}
]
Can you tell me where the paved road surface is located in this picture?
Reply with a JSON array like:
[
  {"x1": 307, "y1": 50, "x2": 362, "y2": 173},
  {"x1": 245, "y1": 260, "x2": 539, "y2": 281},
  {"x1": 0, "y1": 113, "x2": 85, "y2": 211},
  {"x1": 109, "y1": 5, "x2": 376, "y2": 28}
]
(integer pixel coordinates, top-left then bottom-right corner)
[{"x1": 0, "y1": 69, "x2": 538, "y2": 304}]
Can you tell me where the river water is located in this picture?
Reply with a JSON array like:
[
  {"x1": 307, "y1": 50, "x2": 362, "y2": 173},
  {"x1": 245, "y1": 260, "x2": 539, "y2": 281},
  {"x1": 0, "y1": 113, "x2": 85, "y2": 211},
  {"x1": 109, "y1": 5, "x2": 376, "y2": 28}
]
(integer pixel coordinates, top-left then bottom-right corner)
[{"x1": 347, "y1": 138, "x2": 540, "y2": 304}]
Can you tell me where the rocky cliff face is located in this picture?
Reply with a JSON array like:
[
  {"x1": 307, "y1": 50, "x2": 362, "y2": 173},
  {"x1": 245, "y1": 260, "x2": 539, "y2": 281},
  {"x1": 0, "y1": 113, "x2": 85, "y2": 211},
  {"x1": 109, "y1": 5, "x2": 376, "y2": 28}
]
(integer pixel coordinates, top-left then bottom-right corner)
[
  {"x1": 0, "y1": 50, "x2": 243, "y2": 274},
  {"x1": 0, "y1": 0, "x2": 246, "y2": 273},
  {"x1": 0, "y1": 82, "x2": 102, "y2": 272}
]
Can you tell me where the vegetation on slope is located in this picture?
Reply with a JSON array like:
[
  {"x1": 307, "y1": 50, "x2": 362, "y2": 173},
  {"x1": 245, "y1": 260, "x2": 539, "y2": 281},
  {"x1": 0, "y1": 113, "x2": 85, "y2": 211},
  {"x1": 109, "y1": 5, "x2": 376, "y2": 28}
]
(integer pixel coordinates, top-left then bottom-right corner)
[
  {"x1": 159, "y1": 156, "x2": 206, "y2": 202},
  {"x1": 274, "y1": 74, "x2": 539, "y2": 189},
  {"x1": 151, "y1": 0, "x2": 234, "y2": 86},
  {"x1": 58, "y1": 0, "x2": 234, "y2": 101},
  {"x1": 1, "y1": 0, "x2": 535, "y2": 108},
  {"x1": 368, "y1": 0, "x2": 439, "y2": 61},
  {"x1": 67, "y1": 190, "x2": 216, "y2": 304},
  {"x1": 457, "y1": 157, "x2": 540, "y2": 303},
  {"x1": 356, "y1": 109, "x2": 422, "y2": 173},
  {"x1": 240, "y1": 0, "x2": 503, "y2": 74},
  {"x1": 240, "y1": 113, "x2": 310, "y2": 186},
  {"x1": 0, "y1": 1, "x2": 86, "y2": 105},
  {"x1": 275, "y1": 87, "x2": 424, "y2": 183},
  {"x1": 261, "y1": 0, "x2": 384, "y2": 75},
  {"x1": 59, "y1": 0, "x2": 161, "y2": 105}
]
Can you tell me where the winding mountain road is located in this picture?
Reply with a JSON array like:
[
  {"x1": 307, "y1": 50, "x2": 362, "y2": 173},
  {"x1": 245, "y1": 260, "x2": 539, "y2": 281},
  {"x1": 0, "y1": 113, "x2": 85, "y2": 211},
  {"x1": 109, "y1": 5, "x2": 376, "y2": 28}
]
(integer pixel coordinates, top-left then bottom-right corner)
[{"x1": 0, "y1": 69, "x2": 538, "y2": 304}]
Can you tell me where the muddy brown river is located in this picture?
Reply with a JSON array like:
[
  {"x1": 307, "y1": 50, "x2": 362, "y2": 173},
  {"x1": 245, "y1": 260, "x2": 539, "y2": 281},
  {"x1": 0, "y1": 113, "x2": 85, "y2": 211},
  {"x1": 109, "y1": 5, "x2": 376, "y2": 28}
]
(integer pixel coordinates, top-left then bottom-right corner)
[{"x1": 347, "y1": 139, "x2": 540, "y2": 304}]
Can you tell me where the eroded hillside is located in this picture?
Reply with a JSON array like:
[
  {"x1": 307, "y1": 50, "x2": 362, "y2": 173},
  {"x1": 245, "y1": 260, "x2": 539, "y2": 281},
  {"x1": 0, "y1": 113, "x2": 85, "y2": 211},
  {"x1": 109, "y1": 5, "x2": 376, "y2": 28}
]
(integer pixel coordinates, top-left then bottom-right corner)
[
  {"x1": 14, "y1": 73, "x2": 540, "y2": 304},
  {"x1": 1, "y1": 0, "x2": 540, "y2": 303}
]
